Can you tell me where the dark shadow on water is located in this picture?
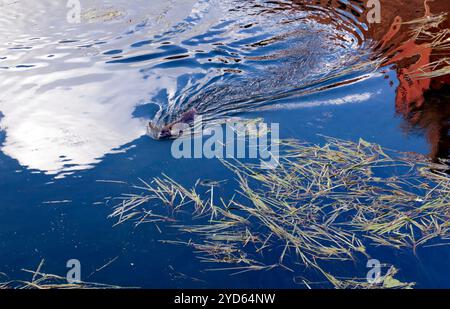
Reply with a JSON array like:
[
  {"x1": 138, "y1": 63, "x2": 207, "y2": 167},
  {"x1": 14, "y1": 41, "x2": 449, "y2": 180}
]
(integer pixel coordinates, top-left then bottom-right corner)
[{"x1": 401, "y1": 85, "x2": 450, "y2": 162}]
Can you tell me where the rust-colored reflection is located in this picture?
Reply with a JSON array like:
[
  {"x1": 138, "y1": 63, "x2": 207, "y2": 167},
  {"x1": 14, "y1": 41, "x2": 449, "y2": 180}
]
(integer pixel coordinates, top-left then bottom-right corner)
[
  {"x1": 373, "y1": 0, "x2": 450, "y2": 160},
  {"x1": 290, "y1": 0, "x2": 449, "y2": 160},
  {"x1": 375, "y1": 0, "x2": 449, "y2": 107}
]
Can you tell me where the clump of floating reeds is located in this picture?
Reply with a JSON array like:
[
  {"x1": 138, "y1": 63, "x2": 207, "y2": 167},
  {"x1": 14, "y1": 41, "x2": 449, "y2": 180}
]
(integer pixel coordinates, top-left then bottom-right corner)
[
  {"x1": 1, "y1": 260, "x2": 120, "y2": 289},
  {"x1": 404, "y1": 12, "x2": 450, "y2": 80},
  {"x1": 110, "y1": 136, "x2": 449, "y2": 288},
  {"x1": 82, "y1": 7, "x2": 124, "y2": 23},
  {"x1": 316, "y1": 266, "x2": 414, "y2": 289}
]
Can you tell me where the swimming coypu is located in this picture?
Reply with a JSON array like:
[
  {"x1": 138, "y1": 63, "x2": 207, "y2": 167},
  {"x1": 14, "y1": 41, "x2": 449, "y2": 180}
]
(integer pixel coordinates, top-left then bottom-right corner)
[
  {"x1": 147, "y1": 0, "x2": 449, "y2": 143},
  {"x1": 148, "y1": 108, "x2": 197, "y2": 140}
]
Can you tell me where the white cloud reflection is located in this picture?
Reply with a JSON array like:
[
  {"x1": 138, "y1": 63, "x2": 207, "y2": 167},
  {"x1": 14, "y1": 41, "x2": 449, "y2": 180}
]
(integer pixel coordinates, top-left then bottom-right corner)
[
  {"x1": 0, "y1": 67, "x2": 149, "y2": 177},
  {"x1": 0, "y1": 0, "x2": 200, "y2": 177},
  {"x1": 0, "y1": 0, "x2": 375, "y2": 178}
]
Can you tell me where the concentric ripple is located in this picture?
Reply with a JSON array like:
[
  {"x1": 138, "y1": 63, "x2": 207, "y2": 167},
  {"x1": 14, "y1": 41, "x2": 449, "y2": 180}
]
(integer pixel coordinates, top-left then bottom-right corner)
[{"x1": 0, "y1": 0, "x2": 379, "y2": 176}]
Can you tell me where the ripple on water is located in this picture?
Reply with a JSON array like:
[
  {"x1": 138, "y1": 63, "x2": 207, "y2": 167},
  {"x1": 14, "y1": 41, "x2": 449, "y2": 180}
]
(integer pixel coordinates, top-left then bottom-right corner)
[{"x1": 0, "y1": 0, "x2": 375, "y2": 177}]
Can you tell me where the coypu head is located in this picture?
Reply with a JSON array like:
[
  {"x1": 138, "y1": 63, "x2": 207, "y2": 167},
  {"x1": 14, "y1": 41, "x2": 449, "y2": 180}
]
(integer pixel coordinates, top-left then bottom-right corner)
[
  {"x1": 148, "y1": 122, "x2": 181, "y2": 140},
  {"x1": 148, "y1": 108, "x2": 198, "y2": 140}
]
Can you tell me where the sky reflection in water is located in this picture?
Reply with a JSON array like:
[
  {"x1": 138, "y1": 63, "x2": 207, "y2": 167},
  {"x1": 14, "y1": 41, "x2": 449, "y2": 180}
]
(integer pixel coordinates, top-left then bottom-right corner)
[
  {"x1": 0, "y1": 0, "x2": 375, "y2": 176},
  {"x1": 0, "y1": 0, "x2": 449, "y2": 288}
]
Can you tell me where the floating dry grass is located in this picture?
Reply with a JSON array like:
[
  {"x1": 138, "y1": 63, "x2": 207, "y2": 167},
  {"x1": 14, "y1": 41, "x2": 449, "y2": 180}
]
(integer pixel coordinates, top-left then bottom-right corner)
[
  {"x1": 404, "y1": 12, "x2": 450, "y2": 80},
  {"x1": 1, "y1": 260, "x2": 120, "y2": 289},
  {"x1": 110, "y1": 136, "x2": 449, "y2": 288},
  {"x1": 315, "y1": 266, "x2": 415, "y2": 289}
]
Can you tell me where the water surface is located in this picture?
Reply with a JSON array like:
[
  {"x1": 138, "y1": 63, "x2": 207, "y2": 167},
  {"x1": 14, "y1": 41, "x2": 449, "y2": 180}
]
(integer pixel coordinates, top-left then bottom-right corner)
[{"x1": 0, "y1": 0, "x2": 449, "y2": 288}]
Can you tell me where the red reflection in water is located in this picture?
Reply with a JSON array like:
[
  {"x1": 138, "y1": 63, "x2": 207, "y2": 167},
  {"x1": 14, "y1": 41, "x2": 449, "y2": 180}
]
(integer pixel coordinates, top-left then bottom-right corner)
[
  {"x1": 289, "y1": 0, "x2": 449, "y2": 159},
  {"x1": 292, "y1": 0, "x2": 449, "y2": 159},
  {"x1": 375, "y1": 0, "x2": 449, "y2": 160}
]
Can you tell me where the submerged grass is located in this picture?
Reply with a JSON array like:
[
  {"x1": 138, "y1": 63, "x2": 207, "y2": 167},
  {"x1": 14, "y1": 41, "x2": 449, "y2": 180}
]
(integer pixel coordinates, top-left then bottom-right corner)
[{"x1": 110, "y1": 136, "x2": 449, "y2": 288}]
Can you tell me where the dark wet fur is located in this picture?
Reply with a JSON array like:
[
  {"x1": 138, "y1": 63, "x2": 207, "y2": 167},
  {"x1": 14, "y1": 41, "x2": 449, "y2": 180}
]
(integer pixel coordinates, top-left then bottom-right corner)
[{"x1": 149, "y1": 109, "x2": 197, "y2": 139}]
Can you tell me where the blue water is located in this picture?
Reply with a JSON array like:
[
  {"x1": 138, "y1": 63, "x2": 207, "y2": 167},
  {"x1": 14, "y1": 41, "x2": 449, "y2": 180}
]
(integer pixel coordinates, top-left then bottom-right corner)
[{"x1": 0, "y1": 0, "x2": 449, "y2": 288}]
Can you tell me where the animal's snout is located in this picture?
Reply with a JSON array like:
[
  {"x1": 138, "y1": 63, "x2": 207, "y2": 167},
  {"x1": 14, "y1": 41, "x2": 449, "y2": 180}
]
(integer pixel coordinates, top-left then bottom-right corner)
[
  {"x1": 158, "y1": 127, "x2": 175, "y2": 139},
  {"x1": 148, "y1": 122, "x2": 165, "y2": 140},
  {"x1": 148, "y1": 122, "x2": 186, "y2": 140},
  {"x1": 148, "y1": 109, "x2": 198, "y2": 140}
]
